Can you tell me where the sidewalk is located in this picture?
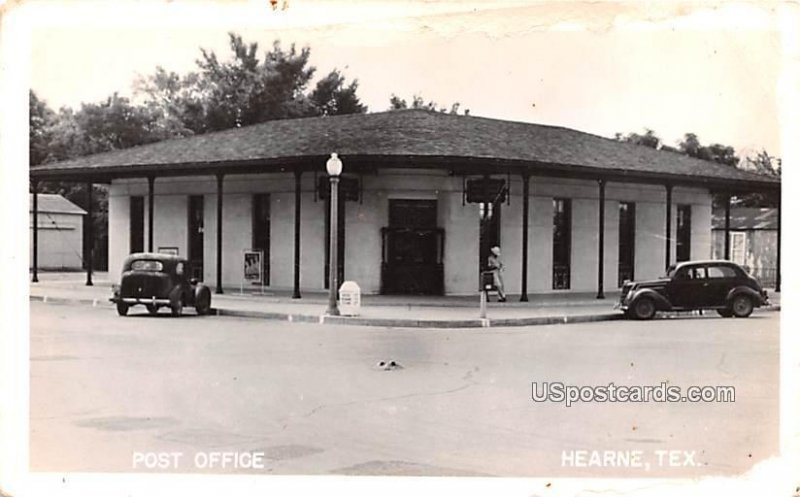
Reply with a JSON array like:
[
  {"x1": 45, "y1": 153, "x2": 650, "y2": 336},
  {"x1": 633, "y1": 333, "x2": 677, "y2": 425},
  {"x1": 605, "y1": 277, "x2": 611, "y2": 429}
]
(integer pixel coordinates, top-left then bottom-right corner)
[{"x1": 28, "y1": 271, "x2": 780, "y2": 329}]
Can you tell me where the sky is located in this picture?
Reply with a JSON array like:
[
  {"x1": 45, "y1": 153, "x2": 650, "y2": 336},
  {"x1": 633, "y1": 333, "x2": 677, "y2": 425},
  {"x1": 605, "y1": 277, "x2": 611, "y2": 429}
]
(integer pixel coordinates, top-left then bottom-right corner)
[{"x1": 26, "y1": 0, "x2": 792, "y2": 158}]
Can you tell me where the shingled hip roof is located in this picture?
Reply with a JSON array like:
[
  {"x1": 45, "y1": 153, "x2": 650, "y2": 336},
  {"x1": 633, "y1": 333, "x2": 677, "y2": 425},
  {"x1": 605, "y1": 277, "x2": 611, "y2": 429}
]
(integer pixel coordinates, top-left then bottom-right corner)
[
  {"x1": 712, "y1": 207, "x2": 779, "y2": 230},
  {"x1": 29, "y1": 193, "x2": 87, "y2": 215},
  {"x1": 30, "y1": 109, "x2": 780, "y2": 191}
]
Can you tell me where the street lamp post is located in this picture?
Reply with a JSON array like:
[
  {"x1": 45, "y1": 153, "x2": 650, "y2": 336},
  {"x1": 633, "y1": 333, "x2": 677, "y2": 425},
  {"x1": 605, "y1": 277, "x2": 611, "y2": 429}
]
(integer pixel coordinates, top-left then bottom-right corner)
[{"x1": 326, "y1": 153, "x2": 343, "y2": 316}]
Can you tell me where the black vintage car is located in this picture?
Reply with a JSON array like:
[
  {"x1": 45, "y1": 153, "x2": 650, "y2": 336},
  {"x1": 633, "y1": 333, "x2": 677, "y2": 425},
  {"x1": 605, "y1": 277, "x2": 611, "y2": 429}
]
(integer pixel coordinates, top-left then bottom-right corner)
[
  {"x1": 111, "y1": 253, "x2": 212, "y2": 317},
  {"x1": 618, "y1": 260, "x2": 768, "y2": 320}
]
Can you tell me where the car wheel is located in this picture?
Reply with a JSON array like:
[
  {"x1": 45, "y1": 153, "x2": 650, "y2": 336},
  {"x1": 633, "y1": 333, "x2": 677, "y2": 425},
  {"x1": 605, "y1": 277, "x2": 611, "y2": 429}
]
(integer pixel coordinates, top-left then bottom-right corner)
[
  {"x1": 146, "y1": 304, "x2": 159, "y2": 316},
  {"x1": 116, "y1": 302, "x2": 129, "y2": 316},
  {"x1": 195, "y1": 292, "x2": 211, "y2": 316},
  {"x1": 731, "y1": 294, "x2": 754, "y2": 318},
  {"x1": 633, "y1": 297, "x2": 656, "y2": 320},
  {"x1": 171, "y1": 299, "x2": 183, "y2": 317},
  {"x1": 717, "y1": 309, "x2": 733, "y2": 318}
]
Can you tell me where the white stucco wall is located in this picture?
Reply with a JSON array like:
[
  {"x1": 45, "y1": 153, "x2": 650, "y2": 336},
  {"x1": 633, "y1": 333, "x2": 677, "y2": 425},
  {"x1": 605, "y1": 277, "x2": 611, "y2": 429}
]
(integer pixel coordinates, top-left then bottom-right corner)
[
  {"x1": 344, "y1": 184, "x2": 382, "y2": 293},
  {"x1": 107, "y1": 171, "x2": 714, "y2": 294},
  {"x1": 440, "y1": 187, "x2": 479, "y2": 294},
  {"x1": 108, "y1": 192, "x2": 129, "y2": 276},
  {"x1": 499, "y1": 177, "x2": 523, "y2": 294},
  {"x1": 672, "y1": 187, "x2": 713, "y2": 264},
  {"x1": 603, "y1": 198, "x2": 620, "y2": 291},
  {"x1": 528, "y1": 196, "x2": 554, "y2": 293}
]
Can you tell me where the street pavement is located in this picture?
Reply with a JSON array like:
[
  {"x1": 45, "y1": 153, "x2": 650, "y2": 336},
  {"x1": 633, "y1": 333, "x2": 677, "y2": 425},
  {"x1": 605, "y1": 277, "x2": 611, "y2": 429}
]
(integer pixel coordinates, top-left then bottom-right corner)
[{"x1": 30, "y1": 300, "x2": 779, "y2": 477}]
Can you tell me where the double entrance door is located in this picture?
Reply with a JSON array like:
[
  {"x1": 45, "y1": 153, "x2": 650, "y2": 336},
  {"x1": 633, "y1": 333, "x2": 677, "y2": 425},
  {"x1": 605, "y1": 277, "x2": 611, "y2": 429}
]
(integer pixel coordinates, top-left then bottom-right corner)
[{"x1": 381, "y1": 199, "x2": 444, "y2": 295}]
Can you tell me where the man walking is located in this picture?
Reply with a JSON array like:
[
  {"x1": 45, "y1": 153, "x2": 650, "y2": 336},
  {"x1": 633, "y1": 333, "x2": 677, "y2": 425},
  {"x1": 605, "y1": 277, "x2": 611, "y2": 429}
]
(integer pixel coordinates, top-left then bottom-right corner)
[{"x1": 488, "y1": 245, "x2": 507, "y2": 302}]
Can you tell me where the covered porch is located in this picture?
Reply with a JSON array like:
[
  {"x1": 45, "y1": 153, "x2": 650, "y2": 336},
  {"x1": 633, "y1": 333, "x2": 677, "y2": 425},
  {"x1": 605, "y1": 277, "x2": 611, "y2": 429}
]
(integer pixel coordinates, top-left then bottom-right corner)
[{"x1": 30, "y1": 110, "x2": 782, "y2": 298}]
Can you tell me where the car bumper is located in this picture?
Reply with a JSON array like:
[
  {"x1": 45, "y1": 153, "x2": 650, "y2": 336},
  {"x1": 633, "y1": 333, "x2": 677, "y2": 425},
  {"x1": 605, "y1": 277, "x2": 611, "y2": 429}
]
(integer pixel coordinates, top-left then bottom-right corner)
[
  {"x1": 614, "y1": 299, "x2": 632, "y2": 311},
  {"x1": 110, "y1": 296, "x2": 171, "y2": 306}
]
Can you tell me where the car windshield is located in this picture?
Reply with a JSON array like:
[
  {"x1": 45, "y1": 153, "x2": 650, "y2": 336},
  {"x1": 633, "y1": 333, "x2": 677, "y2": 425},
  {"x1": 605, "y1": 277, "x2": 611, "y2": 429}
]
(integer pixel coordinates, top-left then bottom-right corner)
[
  {"x1": 130, "y1": 260, "x2": 164, "y2": 272},
  {"x1": 666, "y1": 265, "x2": 678, "y2": 278}
]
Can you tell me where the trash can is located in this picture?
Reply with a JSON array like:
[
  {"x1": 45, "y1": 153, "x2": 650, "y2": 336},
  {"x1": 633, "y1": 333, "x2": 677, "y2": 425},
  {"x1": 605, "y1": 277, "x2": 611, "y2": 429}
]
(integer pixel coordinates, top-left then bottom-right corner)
[{"x1": 338, "y1": 281, "x2": 361, "y2": 316}]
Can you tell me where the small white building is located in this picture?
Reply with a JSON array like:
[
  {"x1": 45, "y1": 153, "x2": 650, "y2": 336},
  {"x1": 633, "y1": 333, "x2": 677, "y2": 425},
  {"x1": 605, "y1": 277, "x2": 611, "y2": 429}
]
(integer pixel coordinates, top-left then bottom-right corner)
[
  {"x1": 712, "y1": 207, "x2": 779, "y2": 287},
  {"x1": 29, "y1": 193, "x2": 86, "y2": 270}
]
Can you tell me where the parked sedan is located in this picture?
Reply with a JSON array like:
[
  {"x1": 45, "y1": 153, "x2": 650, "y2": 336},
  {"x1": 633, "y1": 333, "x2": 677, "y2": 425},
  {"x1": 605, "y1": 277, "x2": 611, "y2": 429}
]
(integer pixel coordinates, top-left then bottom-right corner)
[
  {"x1": 618, "y1": 260, "x2": 768, "y2": 320},
  {"x1": 111, "y1": 253, "x2": 212, "y2": 317}
]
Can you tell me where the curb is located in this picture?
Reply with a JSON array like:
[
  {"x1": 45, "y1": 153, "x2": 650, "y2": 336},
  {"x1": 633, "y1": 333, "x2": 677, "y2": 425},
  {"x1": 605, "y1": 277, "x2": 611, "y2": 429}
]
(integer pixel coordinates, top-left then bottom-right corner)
[
  {"x1": 30, "y1": 295, "x2": 779, "y2": 329},
  {"x1": 172, "y1": 306, "x2": 625, "y2": 328},
  {"x1": 30, "y1": 294, "x2": 113, "y2": 308}
]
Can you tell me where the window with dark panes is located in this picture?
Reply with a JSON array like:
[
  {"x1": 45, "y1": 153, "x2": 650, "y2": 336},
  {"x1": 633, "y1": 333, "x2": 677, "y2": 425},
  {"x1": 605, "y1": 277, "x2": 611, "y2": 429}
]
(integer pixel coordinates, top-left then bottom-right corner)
[
  {"x1": 552, "y1": 198, "x2": 571, "y2": 290},
  {"x1": 252, "y1": 194, "x2": 270, "y2": 286},
  {"x1": 676, "y1": 204, "x2": 692, "y2": 262},
  {"x1": 130, "y1": 196, "x2": 144, "y2": 253},
  {"x1": 188, "y1": 195, "x2": 204, "y2": 280},
  {"x1": 618, "y1": 202, "x2": 636, "y2": 286}
]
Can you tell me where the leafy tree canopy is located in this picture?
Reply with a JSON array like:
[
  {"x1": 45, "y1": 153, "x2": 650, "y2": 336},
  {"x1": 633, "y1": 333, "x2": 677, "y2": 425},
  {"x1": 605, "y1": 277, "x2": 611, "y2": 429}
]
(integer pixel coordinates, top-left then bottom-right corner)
[
  {"x1": 616, "y1": 128, "x2": 779, "y2": 207},
  {"x1": 388, "y1": 94, "x2": 468, "y2": 115},
  {"x1": 136, "y1": 33, "x2": 366, "y2": 133},
  {"x1": 30, "y1": 33, "x2": 367, "y2": 270},
  {"x1": 614, "y1": 128, "x2": 660, "y2": 149},
  {"x1": 678, "y1": 133, "x2": 739, "y2": 168},
  {"x1": 310, "y1": 69, "x2": 367, "y2": 116}
]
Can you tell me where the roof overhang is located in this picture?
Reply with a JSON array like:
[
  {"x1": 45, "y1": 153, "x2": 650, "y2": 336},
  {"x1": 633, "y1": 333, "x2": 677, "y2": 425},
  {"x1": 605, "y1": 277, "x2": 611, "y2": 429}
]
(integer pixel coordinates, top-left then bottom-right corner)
[{"x1": 30, "y1": 153, "x2": 781, "y2": 195}]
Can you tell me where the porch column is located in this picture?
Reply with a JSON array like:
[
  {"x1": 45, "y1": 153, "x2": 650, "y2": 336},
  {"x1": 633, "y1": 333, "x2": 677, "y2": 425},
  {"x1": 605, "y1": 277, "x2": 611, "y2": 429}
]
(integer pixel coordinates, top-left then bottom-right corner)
[
  {"x1": 292, "y1": 170, "x2": 302, "y2": 299},
  {"x1": 31, "y1": 181, "x2": 39, "y2": 283},
  {"x1": 596, "y1": 179, "x2": 606, "y2": 299},
  {"x1": 665, "y1": 184, "x2": 672, "y2": 271},
  {"x1": 776, "y1": 194, "x2": 781, "y2": 292},
  {"x1": 147, "y1": 175, "x2": 155, "y2": 252},
  {"x1": 216, "y1": 173, "x2": 224, "y2": 294},
  {"x1": 519, "y1": 172, "x2": 530, "y2": 302},
  {"x1": 723, "y1": 193, "x2": 731, "y2": 260},
  {"x1": 85, "y1": 182, "x2": 94, "y2": 286}
]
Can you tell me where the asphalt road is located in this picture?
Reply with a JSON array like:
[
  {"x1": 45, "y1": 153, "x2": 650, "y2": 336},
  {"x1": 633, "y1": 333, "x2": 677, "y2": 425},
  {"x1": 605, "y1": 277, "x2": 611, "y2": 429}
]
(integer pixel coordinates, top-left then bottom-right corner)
[{"x1": 30, "y1": 302, "x2": 779, "y2": 477}]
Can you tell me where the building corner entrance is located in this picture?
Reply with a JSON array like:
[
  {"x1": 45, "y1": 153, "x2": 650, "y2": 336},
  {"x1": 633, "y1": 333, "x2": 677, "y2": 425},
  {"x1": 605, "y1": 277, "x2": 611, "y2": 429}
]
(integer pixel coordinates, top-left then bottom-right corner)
[{"x1": 380, "y1": 199, "x2": 444, "y2": 295}]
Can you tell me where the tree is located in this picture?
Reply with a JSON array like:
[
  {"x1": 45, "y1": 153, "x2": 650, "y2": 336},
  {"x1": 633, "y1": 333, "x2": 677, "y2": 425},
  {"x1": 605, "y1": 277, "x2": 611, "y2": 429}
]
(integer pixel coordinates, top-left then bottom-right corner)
[
  {"x1": 29, "y1": 92, "x2": 174, "y2": 271},
  {"x1": 31, "y1": 34, "x2": 369, "y2": 270},
  {"x1": 742, "y1": 149, "x2": 781, "y2": 178},
  {"x1": 734, "y1": 150, "x2": 781, "y2": 207},
  {"x1": 309, "y1": 69, "x2": 367, "y2": 116},
  {"x1": 616, "y1": 128, "x2": 778, "y2": 207},
  {"x1": 193, "y1": 35, "x2": 316, "y2": 130},
  {"x1": 136, "y1": 33, "x2": 366, "y2": 132},
  {"x1": 29, "y1": 91, "x2": 56, "y2": 167},
  {"x1": 388, "y1": 94, "x2": 468, "y2": 115},
  {"x1": 134, "y1": 67, "x2": 205, "y2": 136},
  {"x1": 678, "y1": 133, "x2": 739, "y2": 167},
  {"x1": 615, "y1": 128, "x2": 661, "y2": 149},
  {"x1": 73, "y1": 93, "x2": 175, "y2": 154}
]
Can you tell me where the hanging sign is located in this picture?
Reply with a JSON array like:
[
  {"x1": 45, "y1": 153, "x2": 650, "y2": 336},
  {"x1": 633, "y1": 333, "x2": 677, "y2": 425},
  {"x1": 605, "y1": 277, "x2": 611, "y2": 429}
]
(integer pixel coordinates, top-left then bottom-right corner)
[
  {"x1": 466, "y1": 178, "x2": 507, "y2": 204},
  {"x1": 317, "y1": 176, "x2": 361, "y2": 202}
]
